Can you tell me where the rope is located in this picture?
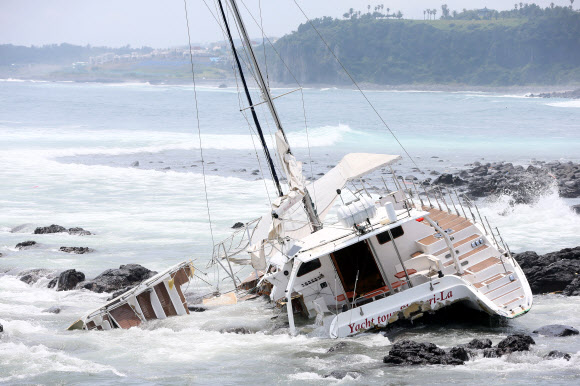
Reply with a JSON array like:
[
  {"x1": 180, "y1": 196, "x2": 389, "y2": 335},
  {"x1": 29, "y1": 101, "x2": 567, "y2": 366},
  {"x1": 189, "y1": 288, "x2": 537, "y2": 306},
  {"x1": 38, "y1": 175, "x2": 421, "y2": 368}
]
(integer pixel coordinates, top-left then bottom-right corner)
[
  {"x1": 291, "y1": 0, "x2": 422, "y2": 173},
  {"x1": 183, "y1": 0, "x2": 215, "y2": 250}
]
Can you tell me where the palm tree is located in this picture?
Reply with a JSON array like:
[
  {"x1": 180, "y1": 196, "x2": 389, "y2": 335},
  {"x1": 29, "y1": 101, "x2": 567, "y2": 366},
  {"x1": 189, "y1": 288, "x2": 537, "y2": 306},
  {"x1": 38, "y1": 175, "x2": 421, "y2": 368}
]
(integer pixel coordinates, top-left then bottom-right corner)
[
  {"x1": 423, "y1": 10, "x2": 426, "y2": 20},
  {"x1": 514, "y1": 4, "x2": 518, "y2": 10},
  {"x1": 550, "y1": 2, "x2": 555, "y2": 8},
  {"x1": 349, "y1": 7, "x2": 354, "y2": 17},
  {"x1": 571, "y1": 0, "x2": 575, "y2": 9},
  {"x1": 368, "y1": 4, "x2": 371, "y2": 14},
  {"x1": 433, "y1": 9, "x2": 437, "y2": 19},
  {"x1": 387, "y1": 8, "x2": 390, "y2": 18}
]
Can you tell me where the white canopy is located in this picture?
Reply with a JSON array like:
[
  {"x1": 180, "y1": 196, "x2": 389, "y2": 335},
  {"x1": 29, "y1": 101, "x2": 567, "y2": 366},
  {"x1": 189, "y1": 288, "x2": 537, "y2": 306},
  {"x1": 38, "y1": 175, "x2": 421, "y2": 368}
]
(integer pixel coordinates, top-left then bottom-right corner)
[{"x1": 250, "y1": 153, "x2": 401, "y2": 246}]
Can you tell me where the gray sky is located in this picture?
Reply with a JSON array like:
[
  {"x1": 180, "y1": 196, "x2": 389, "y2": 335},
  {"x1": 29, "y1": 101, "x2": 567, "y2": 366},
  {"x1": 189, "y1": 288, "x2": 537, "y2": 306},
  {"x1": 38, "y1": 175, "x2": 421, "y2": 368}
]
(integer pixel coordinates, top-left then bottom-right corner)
[{"x1": 0, "y1": 0, "x2": 566, "y2": 47}]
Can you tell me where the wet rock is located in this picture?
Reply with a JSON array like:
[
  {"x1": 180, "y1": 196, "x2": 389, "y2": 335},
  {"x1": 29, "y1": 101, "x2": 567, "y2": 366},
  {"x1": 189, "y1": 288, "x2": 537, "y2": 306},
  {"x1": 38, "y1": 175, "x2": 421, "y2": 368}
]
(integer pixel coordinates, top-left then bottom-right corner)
[
  {"x1": 563, "y1": 277, "x2": 580, "y2": 296},
  {"x1": 15, "y1": 240, "x2": 37, "y2": 250},
  {"x1": 0, "y1": 323, "x2": 3, "y2": 333},
  {"x1": 68, "y1": 227, "x2": 92, "y2": 236},
  {"x1": 59, "y1": 247, "x2": 92, "y2": 254},
  {"x1": 327, "y1": 341, "x2": 348, "y2": 353},
  {"x1": 449, "y1": 347, "x2": 469, "y2": 362},
  {"x1": 18, "y1": 268, "x2": 56, "y2": 285},
  {"x1": 78, "y1": 264, "x2": 157, "y2": 293},
  {"x1": 220, "y1": 327, "x2": 251, "y2": 334},
  {"x1": 231, "y1": 222, "x2": 244, "y2": 229},
  {"x1": 572, "y1": 204, "x2": 580, "y2": 215},
  {"x1": 405, "y1": 175, "x2": 417, "y2": 181},
  {"x1": 34, "y1": 224, "x2": 67, "y2": 234},
  {"x1": 465, "y1": 338, "x2": 492, "y2": 349},
  {"x1": 187, "y1": 306, "x2": 207, "y2": 312},
  {"x1": 483, "y1": 348, "x2": 502, "y2": 358},
  {"x1": 514, "y1": 247, "x2": 580, "y2": 294},
  {"x1": 131, "y1": 161, "x2": 139, "y2": 167},
  {"x1": 47, "y1": 277, "x2": 57, "y2": 288},
  {"x1": 496, "y1": 333, "x2": 535, "y2": 354},
  {"x1": 533, "y1": 324, "x2": 579, "y2": 337},
  {"x1": 545, "y1": 350, "x2": 571, "y2": 361},
  {"x1": 383, "y1": 340, "x2": 466, "y2": 365},
  {"x1": 433, "y1": 173, "x2": 466, "y2": 186},
  {"x1": 323, "y1": 370, "x2": 360, "y2": 380},
  {"x1": 56, "y1": 269, "x2": 85, "y2": 291},
  {"x1": 42, "y1": 306, "x2": 61, "y2": 314}
]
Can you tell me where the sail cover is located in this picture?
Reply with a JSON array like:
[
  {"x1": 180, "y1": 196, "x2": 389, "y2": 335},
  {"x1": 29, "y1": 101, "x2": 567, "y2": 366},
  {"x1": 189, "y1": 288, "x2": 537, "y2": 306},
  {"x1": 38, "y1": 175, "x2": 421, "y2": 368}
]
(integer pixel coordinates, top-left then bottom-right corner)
[{"x1": 251, "y1": 153, "x2": 401, "y2": 246}]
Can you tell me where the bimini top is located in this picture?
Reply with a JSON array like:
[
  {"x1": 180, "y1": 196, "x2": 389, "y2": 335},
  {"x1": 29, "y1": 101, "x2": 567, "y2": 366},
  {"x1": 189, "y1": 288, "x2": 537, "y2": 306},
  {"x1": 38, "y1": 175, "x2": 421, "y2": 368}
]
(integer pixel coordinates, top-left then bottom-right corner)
[{"x1": 279, "y1": 153, "x2": 402, "y2": 240}]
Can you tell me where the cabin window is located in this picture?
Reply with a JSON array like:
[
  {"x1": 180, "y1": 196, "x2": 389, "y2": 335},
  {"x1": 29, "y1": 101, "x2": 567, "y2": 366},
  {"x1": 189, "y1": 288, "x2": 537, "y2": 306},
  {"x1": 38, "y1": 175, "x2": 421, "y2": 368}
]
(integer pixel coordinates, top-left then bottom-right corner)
[
  {"x1": 297, "y1": 258, "x2": 322, "y2": 277},
  {"x1": 376, "y1": 225, "x2": 404, "y2": 245},
  {"x1": 330, "y1": 241, "x2": 385, "y2": 295}
]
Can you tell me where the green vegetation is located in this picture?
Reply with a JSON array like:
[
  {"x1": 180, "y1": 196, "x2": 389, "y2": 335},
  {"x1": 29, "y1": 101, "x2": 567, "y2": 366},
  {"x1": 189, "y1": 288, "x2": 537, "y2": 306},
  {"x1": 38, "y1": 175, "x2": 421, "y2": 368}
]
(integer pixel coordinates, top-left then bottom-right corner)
[{"x1": 270, "y1": 5, "x2": 580, "y2": 86}]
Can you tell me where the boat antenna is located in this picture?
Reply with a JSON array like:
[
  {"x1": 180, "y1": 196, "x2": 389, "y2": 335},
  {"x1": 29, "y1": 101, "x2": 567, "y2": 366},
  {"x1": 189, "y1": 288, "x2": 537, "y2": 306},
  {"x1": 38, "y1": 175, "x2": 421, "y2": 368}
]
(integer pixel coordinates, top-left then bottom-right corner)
[{"x1": 216, "y1": 0, "x2": 284, "y2": 197}]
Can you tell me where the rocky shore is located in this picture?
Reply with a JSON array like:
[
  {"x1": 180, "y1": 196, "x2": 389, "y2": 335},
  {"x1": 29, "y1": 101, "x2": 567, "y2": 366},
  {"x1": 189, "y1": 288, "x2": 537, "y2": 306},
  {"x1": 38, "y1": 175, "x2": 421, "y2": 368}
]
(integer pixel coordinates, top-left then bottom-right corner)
[
  {"x1": 527, "y1": 88, "x2": 580, "y2": 99},
  {"x1": 426, "y1": 160, "x2": 580, "y2": 204}
]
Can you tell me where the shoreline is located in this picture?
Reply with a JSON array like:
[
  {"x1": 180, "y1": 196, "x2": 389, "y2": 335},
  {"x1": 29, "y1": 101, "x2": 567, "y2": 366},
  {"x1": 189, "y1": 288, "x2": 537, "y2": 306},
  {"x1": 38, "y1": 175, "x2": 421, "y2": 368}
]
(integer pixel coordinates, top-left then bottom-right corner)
[{"x1": 2, "y1": 76, "x2": 579, "y2": 95}]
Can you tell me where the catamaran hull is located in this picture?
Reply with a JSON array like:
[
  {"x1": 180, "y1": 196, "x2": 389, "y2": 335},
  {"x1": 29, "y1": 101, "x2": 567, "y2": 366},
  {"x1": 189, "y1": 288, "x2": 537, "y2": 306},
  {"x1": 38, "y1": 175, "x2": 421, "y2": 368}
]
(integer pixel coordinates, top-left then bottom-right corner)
[{"x1": 328, "y1": 275, "x2": 532, "y2": 338}]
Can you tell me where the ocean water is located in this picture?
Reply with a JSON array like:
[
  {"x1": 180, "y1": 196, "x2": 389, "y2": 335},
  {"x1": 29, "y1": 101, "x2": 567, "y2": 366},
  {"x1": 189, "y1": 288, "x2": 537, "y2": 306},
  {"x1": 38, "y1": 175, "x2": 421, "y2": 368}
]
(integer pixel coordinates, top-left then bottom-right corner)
[{"x1": 0, "y1": 80, "x2": 579, "y2": 384}]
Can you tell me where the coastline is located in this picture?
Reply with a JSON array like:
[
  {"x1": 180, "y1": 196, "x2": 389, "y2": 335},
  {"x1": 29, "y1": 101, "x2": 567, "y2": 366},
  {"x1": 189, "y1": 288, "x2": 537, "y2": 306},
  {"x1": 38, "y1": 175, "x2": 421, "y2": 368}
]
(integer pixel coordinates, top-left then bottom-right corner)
[{"x1": 2, "y1": 76, "x2": 579, "y2": 95}]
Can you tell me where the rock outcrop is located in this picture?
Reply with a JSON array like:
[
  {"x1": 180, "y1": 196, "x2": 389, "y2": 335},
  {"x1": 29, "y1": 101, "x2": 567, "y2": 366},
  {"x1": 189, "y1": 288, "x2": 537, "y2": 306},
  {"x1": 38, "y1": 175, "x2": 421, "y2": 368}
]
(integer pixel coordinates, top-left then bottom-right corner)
[
  {"x1": 483, "y1": 334, "x2": 535, "y2": 358},
  {"x1": 78, "y1": 264, "x2": 157, "y2": 293},
  {"x1": 59, "y1": 247, "x2": 92, "y2": 254},
  {"x1": 533, "y1": 325, "x2": 579, "y2": 337},
  {"x1": 514, "y1": 247, "x2": 580, "y2": 294},
  {"x1": 427, "y1": 161, "x2": 580, "y2": 203},
  {"x1": 383, "y1": 340, "x2": 468, "y2": 365},
  {"x1": 15, "y1": 240, "x2": 37, "y2": 250},
  {"x1": 34, "y1": 225, "x2": 92, "y2": 235},
  {"x1": 56, "y1": 269, "x2": 85, "y2": 291},
  {"x1": 544, "y1": 350, "x2": 572, "y2": 361}
]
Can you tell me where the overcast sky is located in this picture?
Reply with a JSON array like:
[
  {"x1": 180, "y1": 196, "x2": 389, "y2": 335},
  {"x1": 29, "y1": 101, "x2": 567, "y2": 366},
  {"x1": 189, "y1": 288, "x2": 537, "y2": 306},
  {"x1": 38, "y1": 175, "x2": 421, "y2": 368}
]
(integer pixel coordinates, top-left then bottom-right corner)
[{"x1": 0, "y1": 0, "x2": 566, "y2": 47}]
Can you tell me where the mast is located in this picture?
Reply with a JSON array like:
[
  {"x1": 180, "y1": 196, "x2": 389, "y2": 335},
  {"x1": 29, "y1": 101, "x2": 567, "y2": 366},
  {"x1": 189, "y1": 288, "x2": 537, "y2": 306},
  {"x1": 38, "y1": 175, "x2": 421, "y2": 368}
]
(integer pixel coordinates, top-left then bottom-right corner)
[
  {"x1": 216, "y1": 0, "x2": 283, "y2": 197},
  {"x1": 223, "y1": 0, "x2": 322, "y2": 231}
]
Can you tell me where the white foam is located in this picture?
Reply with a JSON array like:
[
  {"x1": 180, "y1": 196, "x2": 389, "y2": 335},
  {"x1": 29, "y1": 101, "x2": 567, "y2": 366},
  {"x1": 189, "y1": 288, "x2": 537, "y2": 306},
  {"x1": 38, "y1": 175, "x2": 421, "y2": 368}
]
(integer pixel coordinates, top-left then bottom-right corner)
[
  {"x1": 546, "y1": 100, "x2": 580, "y2": 108},
  {"x1": 480, "y1": 186, "x2": 580, "y2": 253}
]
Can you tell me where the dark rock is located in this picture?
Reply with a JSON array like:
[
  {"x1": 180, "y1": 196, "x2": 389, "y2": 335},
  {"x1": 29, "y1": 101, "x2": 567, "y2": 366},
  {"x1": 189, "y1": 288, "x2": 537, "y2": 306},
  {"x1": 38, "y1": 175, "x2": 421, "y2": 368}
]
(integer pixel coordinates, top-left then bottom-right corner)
[
  {"x1": 131, "y1": 161, "x2": 139, "y2": 167},
  {"x1": 56, "y1": 269, "x2": 85, "y2": 291},
  {"x1": 187, "y1": 306, "x2": 207, "y2": 312},
  {"x1": 47, "y1": 277, "x2": 57, "y2": 288},
  {"x1": 78, "y1": 264, "x2": 157, "y2": 293},
  {"x1": 231, "y1": 222, "x2": 244, "y2": 229},
  {"x1": 514, "y1": 247, "x2": 580, "y2": 294},
  {"x1": 18, "y1": 268, "x2": 56, "y2": 285},
  {"x1": 433, "y1": 173, "x2": 466, "y2": 186},
  {"x1": 533, "y1": 324, "x2": 579, "y2": 337},
  {"x1": 483, "y1": 348, "x2": 502, "y2": 358},
  {"x1": 563, "y1": 277, "x2": 580, "y2": 296},
  {"x1": 68, "y1": 227, "x2": 92, "y2": 236},
  {"x1": 59, "y1": 247, "x2": 92, "y2": 254},
  {"x1": 465, "y1": 338, "x2": 493, "y2": 349},
  {"x1": 572, "y1": 204, "x2": 580, "y2": 215},
  {"x1": 449, "y1": 347, "x2": 469, "y2": 362},
  {"x1": 383, "y1": 340, "x2": 466, "y2": 365},
  {"x1": 34, "y1": 224, "x2": 67, "y2": 234},
  {"x1": 496, "y1": 334, "x2": 535, "y2": 354},
  {"x1": 429, "y1": 170, "x2": 440, "y2": 175},
  {"x1": 42, "y1": 306, "x2": 61, "y2": 314},
  {"x1": 0, "y1": 323, "x2": 3, "y2": 333},
  {"x1": 220, "y1": 327, "x2": 251, "y2": 334},
  {"x1": 327, "y1": 341, "x2": 348, "y2": 353},
  {"x1": 545, "y1": 350, "x2": 571, "y2": 361},
  {"x1": 323, "y1": 370, "x2": 360, "y2": 380},
  {"x1": 15, "y1": 240, "x2": 37, "y2": 250}
]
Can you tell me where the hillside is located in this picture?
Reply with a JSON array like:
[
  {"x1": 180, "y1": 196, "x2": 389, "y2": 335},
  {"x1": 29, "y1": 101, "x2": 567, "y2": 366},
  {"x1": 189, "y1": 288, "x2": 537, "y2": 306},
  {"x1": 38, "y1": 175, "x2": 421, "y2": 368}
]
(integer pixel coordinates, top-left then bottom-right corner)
[{"x1": 270, "y1": 10, "x2": 580, "y2": 86}]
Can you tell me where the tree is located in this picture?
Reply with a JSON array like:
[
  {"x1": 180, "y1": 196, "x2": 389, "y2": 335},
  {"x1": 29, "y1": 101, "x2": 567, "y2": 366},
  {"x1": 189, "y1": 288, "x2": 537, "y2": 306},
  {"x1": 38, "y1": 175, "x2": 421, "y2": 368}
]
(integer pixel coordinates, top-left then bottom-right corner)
[
  {"x1": 423, "y1": 10, "x2": 426, "y2": 20},
  {"x1": 368, "y1": 4, "x2": 371, "y2": 13},
  {"x1": 387, "y1": 8, "x2": 390, "y2": 18},
  {"x1": 433, "y1": 9, "x2": 437, "y2": 19},
  {"x1": 441, "y1": 4, "x2": 450, "y2": 19},
  {"x1": 571, "y1": 0, "x2": 575, "y2": 9},
  {"x1": 397, "y1": 10, "x2": 403, "y2": 19}
]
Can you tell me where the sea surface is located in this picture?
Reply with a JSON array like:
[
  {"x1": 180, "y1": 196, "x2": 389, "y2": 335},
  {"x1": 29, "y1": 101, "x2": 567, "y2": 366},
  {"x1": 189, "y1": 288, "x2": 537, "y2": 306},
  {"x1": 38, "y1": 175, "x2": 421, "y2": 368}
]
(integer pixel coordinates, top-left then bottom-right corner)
[{"x1": 1, "y1": 80, "x2": 579, "y2": 384}]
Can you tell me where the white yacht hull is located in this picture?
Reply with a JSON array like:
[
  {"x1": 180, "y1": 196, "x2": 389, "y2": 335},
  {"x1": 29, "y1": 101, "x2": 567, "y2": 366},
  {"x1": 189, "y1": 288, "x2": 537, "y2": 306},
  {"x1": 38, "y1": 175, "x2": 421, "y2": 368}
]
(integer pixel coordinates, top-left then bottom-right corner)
[{"x1": 329, "y1": 274, "x2": 532, "y2": 338}]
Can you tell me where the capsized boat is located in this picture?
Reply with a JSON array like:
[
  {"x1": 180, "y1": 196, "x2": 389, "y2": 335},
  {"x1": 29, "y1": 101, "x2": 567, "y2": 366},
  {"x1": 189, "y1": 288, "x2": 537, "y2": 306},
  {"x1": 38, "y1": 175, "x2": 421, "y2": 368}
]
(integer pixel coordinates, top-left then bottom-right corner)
[{"x1": 69, "y1": 0, "x2": 533, "y2": 335}]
